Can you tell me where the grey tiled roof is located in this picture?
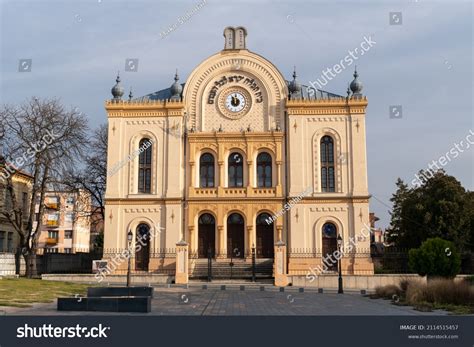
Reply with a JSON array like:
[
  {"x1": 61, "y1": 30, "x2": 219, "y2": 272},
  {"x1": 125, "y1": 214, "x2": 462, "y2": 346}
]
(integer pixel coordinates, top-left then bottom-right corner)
[
  {"x1": 134, "y1": 83, "x2": 185, "y2": 101},
  {"x1": 134, "y1": 81, "x2": 343, "y2": 101}
]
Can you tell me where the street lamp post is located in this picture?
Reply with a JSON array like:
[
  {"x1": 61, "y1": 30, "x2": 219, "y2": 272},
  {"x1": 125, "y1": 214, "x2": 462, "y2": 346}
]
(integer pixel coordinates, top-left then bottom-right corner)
[
  {"x1": 126, "y1": 229, "x2": 133, "y2": 287},
  {"x1": 337, "y1": 234, "x2": 343, "y2": 294}
]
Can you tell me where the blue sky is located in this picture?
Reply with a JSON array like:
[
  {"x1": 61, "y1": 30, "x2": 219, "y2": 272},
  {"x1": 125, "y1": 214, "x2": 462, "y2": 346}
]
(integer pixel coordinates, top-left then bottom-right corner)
[{"x1": 1, "y1": 0, "x2": 472, "y2": 228}]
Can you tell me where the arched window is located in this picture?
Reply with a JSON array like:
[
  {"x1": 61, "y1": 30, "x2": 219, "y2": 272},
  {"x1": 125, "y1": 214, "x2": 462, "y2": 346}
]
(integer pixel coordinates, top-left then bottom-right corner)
[
  {"x1": 198, "y1": 213, "x2": 215, "y2": 258},
  {"x1": 138, "y1": 138, "x2": 152, "y2": 193},
  {"x1": 199, "y1": 153, "x2": 215, "y2": 188},
  {"x1": 135, "y1": 223, "x2": 150, "y2": 271},
  {"x1": 322, "y1": 222, "x2": 338, "y2": 271},
  {"x1": 227, "y1": 213, "x2": 244, "y2": 258},
  {"x1": 256, "y1": 213, "x2": 274, "y2": 258},
  {"x1": 257, "y1": 152, "x2": 272, "y2": 187},
  {"x1": 320, "y1": 136, "x2": 335, "y2": 192},
  {"x1": 228, "y1": 152, "x2": 243, "y2": 187}
]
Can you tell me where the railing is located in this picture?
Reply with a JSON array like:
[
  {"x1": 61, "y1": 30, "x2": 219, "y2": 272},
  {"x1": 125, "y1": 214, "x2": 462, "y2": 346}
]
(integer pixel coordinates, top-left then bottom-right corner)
[
  {"x1": 45, "y1": 237, "x2": 58, "y2": 245},
  {"x1": 192, "y1": 188, "x2": 218, "y2": 197},
  {"x1": 252, "y1": 187, "x2": 276, "y2": 195}
]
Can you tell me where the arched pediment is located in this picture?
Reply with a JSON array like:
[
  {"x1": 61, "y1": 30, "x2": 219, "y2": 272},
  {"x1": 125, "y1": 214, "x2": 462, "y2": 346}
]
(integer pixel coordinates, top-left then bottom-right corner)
[{"x1": 183, "y1": 50, "x2": 288, "y2": 132}]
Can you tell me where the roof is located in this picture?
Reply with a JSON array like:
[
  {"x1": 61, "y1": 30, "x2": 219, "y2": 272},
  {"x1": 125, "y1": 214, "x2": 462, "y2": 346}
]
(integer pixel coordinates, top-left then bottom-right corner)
[
  {"x1": 134, "y1": 81, "x2": 343, "y2": 102},
  {"x1": 0, "y1": 161, "x2": 34, "y2": 179},
  {"x1": 135, "y1": 84, "x2": 185, "y2": 102}
]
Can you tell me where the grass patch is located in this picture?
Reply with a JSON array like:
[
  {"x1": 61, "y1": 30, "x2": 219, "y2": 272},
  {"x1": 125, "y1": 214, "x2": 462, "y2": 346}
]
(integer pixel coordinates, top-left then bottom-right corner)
[{"x1": 0, "y1": 278, "x2": 90, "y2": 307}]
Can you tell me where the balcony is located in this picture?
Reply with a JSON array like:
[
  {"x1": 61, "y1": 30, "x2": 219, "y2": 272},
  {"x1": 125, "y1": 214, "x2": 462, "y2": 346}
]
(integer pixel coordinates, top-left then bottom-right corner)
[
  {"x1": 222, "y1": 187, "x2": 247, "y2": 197},
  {"x1": 45, "y1": 220, "x2": 59, "y2": 227},
  {"x1": 252, "y1": 187, "x2": 277, "y2": 196},
  {"x1": 189, "y1": 186, "x2": 281, "y2": 199},
  {"x1": 45, "y1": 237, "x2": 58, "y2": 245},
  {"x1": 44, "y1": 196, "x2": 60, "y2": 210},
  {"x1": 191, "y1": 188, "x2": 218, "y2": 198}
]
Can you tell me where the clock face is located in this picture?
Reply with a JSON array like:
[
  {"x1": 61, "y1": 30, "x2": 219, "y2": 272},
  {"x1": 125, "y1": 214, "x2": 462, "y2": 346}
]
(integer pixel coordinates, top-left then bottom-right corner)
[
  {"x1": 225, "y1": 92, "x2": 246, "y2": 112},
  {"x1": 217, "y1": 87, "x2": 251, "y2": 120}
]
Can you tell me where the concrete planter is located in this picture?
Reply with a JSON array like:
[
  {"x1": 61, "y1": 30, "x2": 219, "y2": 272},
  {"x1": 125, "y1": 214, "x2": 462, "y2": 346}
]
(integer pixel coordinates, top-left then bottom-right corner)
[
  {"x1": 57, "y1": 296, "x2": 151, "y2": 313},
  {"x1": 87, "y1": 286, "x2": 153, "y2": 298}
]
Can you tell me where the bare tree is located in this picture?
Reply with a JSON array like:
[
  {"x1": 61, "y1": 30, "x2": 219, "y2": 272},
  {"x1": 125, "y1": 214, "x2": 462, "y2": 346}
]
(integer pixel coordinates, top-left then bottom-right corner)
[
  {"x1": 62, "y1": 124, "x2": 107, "y2": 223},
  {"x1": 0, "y1": 97, "x2": 88, "y2": 277}
]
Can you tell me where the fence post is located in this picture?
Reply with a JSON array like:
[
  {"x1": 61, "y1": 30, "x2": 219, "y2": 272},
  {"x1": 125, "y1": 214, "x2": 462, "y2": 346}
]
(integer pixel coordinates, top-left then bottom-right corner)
[
  {"x1": 175, "y1": 241, "x2": 189, "y2": 284},
  {"x1": 274, "y1": 241, "x2": 289, "y2": 287},
  {"x1": 207, "y1": 246, "x2": 212, "y2": 282},
  {"x1": 251, "y1": 246, "x2": 256, "y2": 282}
]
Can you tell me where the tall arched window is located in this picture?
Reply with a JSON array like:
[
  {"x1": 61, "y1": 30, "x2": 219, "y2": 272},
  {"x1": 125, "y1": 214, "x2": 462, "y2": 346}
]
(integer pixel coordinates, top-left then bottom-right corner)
[
  {"x1": 228, "y1": 152, "x2": 243, "y2": 187},
  {"x1": 322, "y1": 222, "x2": 338, "y2": 271},
  {"x1": 135, "y1": 223, "x2": 150, "y2": 271},
  {"x1": 138, "y1": 138, "x2": 152, "y2": 193},
  {"x1": 320, "y1": 136, "x2": 335, "y2": 192},
  {"x1": 257, "y1": 152, "x2": 272, "y2": 188},
  {"x1": 200, "y1": 153, "x2": 215, "y2": 188}
]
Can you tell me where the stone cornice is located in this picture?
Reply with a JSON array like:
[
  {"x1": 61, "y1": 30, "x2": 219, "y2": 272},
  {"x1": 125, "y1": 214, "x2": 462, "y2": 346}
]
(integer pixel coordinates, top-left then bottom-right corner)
[
  {"x1": 105, "y1": 198, "x2": 182, "y2": 205},
  {"x1": 294, "y1": 195, "x2": 371, "y2": 204},
  {"x1": 188, "y1": 131, "x2": 284, "y2": 142},
  {"x1": 105, "y1": 100, "x2": 185, "y2": 118},
  {"x1": 187, "y1": 198, "x2": 284, "y2": 203},
  {"x1": 286, "y1": 97, "x2": 368, "y2": 115}
]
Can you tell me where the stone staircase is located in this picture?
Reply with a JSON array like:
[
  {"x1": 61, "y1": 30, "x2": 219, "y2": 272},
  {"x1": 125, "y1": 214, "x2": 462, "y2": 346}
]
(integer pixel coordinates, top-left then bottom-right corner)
[{"x1": 190, "y1": 258, "x2": 274, "y2": 280}]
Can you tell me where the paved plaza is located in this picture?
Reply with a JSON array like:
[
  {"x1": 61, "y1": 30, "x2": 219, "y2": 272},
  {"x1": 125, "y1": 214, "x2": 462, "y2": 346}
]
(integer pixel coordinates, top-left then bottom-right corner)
[{"x1": 1, "y1": 284, "x2": 450, "y2": 316}]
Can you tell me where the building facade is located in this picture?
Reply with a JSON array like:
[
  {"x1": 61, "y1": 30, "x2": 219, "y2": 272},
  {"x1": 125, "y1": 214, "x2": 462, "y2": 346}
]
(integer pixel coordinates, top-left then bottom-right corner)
[
  {"x1": 103, "y1": 27, "x2": 374, "y2": 278},
  {"x1": 35, "y1": 190, "x2": 91, "y2": 253},
  {"x1": 0, "y1": 164, "x2": 33, "y2": 253}
]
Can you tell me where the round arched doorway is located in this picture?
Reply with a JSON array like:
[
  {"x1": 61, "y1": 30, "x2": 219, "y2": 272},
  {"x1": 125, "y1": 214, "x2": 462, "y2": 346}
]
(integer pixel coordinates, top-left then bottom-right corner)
[
  {"x1": 198, "y1": 213, "x2": 216, "y2": 258},
  {"x1": 322, "y1": 222, "x2": 338, "y2": 271},
  {"x1": 227, "y1": 213, "x2": 245, "y2": 258},
  {"x1": 135, "y1": 223, "x2": 150, "y2": 271},
  {"x1": 256, "y1": 213, "x2": 274, "y2": 258}
]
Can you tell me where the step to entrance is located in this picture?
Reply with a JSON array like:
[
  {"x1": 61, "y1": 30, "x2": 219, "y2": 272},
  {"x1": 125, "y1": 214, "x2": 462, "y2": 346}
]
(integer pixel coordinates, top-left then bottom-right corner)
[{"x1": 189, "y1": 258, "x2": 274, "y2": 279}]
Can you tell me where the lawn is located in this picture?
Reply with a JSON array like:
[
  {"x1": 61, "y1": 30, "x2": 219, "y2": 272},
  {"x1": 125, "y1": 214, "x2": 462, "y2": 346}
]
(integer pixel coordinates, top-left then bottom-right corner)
[{"x1": 0, "y1": 278, "x2": 90, "y2": 307}]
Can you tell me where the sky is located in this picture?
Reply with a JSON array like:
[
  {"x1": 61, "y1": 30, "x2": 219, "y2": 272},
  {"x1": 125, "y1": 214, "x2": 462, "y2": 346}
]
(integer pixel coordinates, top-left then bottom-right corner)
[{"x1": 0, "y1": 0, "x2": 472, "y2": 228}]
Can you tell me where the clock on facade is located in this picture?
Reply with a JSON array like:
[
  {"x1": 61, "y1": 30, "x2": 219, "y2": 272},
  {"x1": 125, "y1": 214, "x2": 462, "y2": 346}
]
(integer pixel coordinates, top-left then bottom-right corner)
[
  {"x1": 225, "y1": 92, "x2": 246, "y2": 112},
  {"x1": 218, "y1": 88, "x2": 251, "y2": 120}
]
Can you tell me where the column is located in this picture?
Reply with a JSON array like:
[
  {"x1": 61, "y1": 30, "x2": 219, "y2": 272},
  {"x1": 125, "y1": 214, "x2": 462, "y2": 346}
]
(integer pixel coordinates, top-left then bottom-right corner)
[
  {"x1": 276, "y1": 161, "x2": 282, "y2": 195},
  {"x1": 188, "y1": 226, "x2": 195, "y2": 254},
  {"x1": 247, "y1": 160, "x2": 254, "y2": 187},
  {"x1": 217, "y1": 161, "x2": 225, "y2": 196},
  {"x1": 217, "y1": 225, "x2": 225, "y2": 258},
  {"x1": 276, "y1": 225, "x2": 283, "y2": 243},
  {"x1": 189, "y1": 162, "x2": 195, "y2": 187},
  {"x1": 246, "y1": 225, "x2": 253, "y2": 259}
]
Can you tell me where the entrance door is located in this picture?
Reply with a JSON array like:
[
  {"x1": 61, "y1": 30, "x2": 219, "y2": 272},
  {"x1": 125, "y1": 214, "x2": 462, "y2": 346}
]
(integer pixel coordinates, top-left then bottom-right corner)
[
  {"x1": 198, "y1": 213, "x2": 215, "y2": 258},
  {"x1": 256, "y1": 213, "x2": 274, "y2": 258},
  {"x1": 135, "y1": 223, "x2": 150, "y2": 271},
  {"x1": 322, "y1": 222, "x2": 338, "y2": 271},
  {"x1": 227, "y1": 213, "x2": 244, "y2": 258}
]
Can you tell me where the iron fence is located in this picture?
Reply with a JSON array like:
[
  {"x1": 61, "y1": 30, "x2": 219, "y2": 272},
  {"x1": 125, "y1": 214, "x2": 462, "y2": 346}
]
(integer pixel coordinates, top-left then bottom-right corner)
[{"x1": 287, "y1": 247, "x2": 473, "y2": 275}]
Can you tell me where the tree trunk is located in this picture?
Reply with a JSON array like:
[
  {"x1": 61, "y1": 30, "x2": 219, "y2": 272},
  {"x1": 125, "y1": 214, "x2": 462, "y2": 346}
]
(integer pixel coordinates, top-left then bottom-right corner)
[
  {"x1": 14, "y1": 247, "x2": 21, "y2": 275},
  {"x1": 24, "y1": 251, "x2": 38, "y2": 278}
]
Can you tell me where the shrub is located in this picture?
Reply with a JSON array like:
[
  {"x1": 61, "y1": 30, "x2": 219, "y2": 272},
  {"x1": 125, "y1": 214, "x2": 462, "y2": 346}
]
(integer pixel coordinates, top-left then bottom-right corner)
[
  {"x1": 374, "y1": 284, "x2": 401, "y2": 299},
  {"x1": 405, "y1": 279, "x2": 473, "y2": 307},
  {"x1": 408, "y1": 238, "x2": 461, "y2": 278}
]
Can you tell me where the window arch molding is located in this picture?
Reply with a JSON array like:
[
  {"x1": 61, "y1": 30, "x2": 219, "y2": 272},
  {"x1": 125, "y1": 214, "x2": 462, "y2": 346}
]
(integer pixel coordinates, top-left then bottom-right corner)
[
  {"x1": 312, "y1": 128, "x2": 342, "y2": 193},
  {"x1": 313, "y1": 215, "x2": 345, "y2": 251},
  {"x1": 225, "y1": 148, "x2": 247, "y2": 188},
  {"x1": 196, "y1": 149, "x2": 218, "y2": 188},
  {"x1": 252, "y1": 148, "x2": 276, "y2": 188},
  {"x1": 126, "y1": 216, "x2": 159, "y2": 250},
  {"x1": 128, "y1": 131, "x2": 159, "y2": 195}
]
